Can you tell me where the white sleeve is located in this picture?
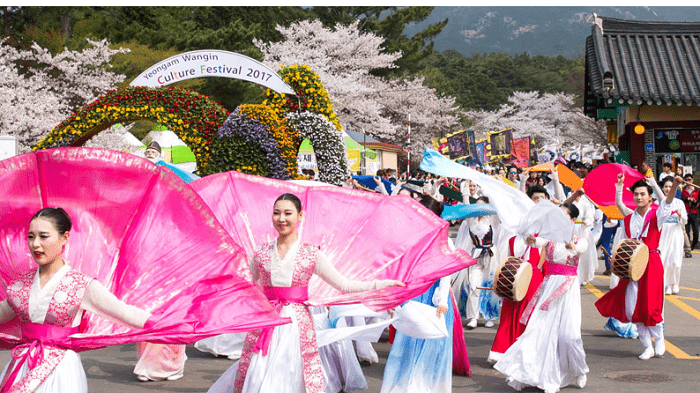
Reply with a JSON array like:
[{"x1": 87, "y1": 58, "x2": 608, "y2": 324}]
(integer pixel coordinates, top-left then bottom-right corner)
[
  {"x1": 81, "y1": 280, "x2": 152, "y2": 329},
  {"x1": 0, "y1": 300, "x2": 16, "y2": 325},
  {"x1": 431, "y1": 276, "x2": 451, "y2": 308},
  {"x1": 314, "y1": 250, "x2": 396, "y2": 293},
  {"x1": 656, "y1": 195, "x2": 675, "y2": 227},
  {"x1": 615, "y1": 184, "x2": 634, "y2": 216},
  {"x1": 574, "y1": 237, "x2": 589, "y2": 255}
]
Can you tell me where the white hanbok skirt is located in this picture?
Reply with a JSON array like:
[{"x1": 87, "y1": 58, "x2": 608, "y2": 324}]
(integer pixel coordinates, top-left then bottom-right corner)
[
  {"x1": 208, "y1": 305, "x2": 306, "y2": 393},
  {"x1": 494, "y1": 274, "x2": 588, "y2": 393},
  {"x1": 659, "y1": 221, "x2": 685, "y2": 287},
  {"x1": 195, "y1": 332, "x2": 246, "y2": 360},
  {"x1": 0, "y1": 349, "x2": 87, "y2": 393}
]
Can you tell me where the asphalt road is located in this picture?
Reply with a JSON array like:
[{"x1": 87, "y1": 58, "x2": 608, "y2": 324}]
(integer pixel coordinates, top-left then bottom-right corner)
[{"x1": 4, "y1": 242, "x2": 700, "y2": 392}]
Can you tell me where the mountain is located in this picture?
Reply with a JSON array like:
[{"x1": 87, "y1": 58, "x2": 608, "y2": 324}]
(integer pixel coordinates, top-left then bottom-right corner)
[{"x1": 404, "y1": 6, "x2": 700, "y2": 59}]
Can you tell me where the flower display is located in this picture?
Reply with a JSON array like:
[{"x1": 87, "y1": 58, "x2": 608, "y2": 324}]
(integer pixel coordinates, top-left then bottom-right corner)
[
  {"x1": 263, "y1": 64, "x2": 342, "y2": 132},
  {"x1": 32, "y1": 86, "x2": 230, "y2": 173},
  {"x1": 206, "y1": 109, "x2": 289, "y2": 180},
  {"x1": 236, "y1": 104, "x2": 302, "y2": 179},
  {"x1": 286, "y1": 112, "x2": 349, "y2": 186}
]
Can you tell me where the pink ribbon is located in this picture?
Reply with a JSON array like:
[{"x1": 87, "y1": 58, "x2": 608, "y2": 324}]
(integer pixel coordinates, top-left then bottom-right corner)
[
  {"x1": 0, "y1": 323, "x2": 77, "y2": 393},
  {"x1": 253, "y1": 286, "x2": 309, "y2": 356}
]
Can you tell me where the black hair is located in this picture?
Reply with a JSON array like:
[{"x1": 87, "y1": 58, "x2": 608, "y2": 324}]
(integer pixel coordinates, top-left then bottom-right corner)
[
  {"x1": 274, "y1": 193, "x2": 303, "y2": 213},
  {"x1": 628, "y1": 179, "x2": 653, "y2": 195},
  {"x1": 32, "y1": 207, "x2": 72, "y2": 235},
  {"x1": 419, "y1": 194, "x2": 444, "y2": 217},
  {"x1": 561, "y1": 202, "x2": 580, "y2": 220},
  {"x1": 527, "y1": 185, "x2": 550, "y2": 200},
  {"x1": 476, "y1": 196, "x2": 490, "y2": 204},
  {"x1": 660, "y1": 177, "x2": 674, "y2": 188},
  {"x1": 663, "y1": 162, "x2": 672, "y2": 169}
]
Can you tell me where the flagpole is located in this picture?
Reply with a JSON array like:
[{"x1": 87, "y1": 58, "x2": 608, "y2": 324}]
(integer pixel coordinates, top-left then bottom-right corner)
[{"x1": 407, "y1": 114, "x2": 411, "y2": 176}]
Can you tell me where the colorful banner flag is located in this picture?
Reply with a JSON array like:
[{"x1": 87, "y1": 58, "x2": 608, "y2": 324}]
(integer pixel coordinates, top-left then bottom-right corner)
[
  {"x1": 468, "y1": 129, "x2": 477, "y2": 159},
  {"x1": 488, "y1": 128, "x2": 513, "y2": 159},
  {"x1": 445, "y1": 130, "x2": 470, "y2": 161},
  {"x1": 475, "y1": 140, "x2": 487, "y2": 165},
  {"x1": 511, "y1": 136, "x2": 530, "y2": 168}
]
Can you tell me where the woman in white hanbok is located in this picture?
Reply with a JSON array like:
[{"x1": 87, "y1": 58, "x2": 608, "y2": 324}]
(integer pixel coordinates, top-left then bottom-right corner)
[
  {"x1": 658, "y1": 177, "x2": 688, "y2": 294},
  {"x1": 0, "y1": 208, "x2": 152, "y2": 393},
  {"x1": 208, "y1": 194, "x2": 403, "y2": 393},
  {"x1": 453, "y1": 196, "x2": 501, "y2": 328},
  {"x1": 494, "y1": 203, "x2": 589, "y2": 393}
]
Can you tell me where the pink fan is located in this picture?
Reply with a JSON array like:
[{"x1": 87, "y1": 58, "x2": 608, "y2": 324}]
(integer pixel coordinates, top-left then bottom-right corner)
[
  {"x1": 583, "y1": 163, "x2": 645, "y2": 210},
  {"x1": 0, "y1": 148, "x2": 287, "y2": 351},
  {"x1": 190, "y1": 170, "x2": 475, "y2": 311}
]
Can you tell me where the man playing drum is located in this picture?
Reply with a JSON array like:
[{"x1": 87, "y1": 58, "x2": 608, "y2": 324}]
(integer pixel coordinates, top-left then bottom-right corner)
[{"x1": 595, "y1": 173, "x2": 683, "y2": 360}]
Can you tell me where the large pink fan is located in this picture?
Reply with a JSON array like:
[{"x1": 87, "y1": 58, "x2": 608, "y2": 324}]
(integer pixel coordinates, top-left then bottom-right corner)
[
  {"x1": 0, "y1": 148, "x2": 287, "y2": 351},
  {"x1": 190, "y1": 170, "x2": 475, "y2": 311},
  {"x1": 583, "y1": 163, "x2": 645, "y2": 210}
]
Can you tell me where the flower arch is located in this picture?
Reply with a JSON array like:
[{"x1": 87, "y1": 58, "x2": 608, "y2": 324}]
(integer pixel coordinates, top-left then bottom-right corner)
[{"x1": 32, "y1": 86, "x2": 230, "y2": 173}]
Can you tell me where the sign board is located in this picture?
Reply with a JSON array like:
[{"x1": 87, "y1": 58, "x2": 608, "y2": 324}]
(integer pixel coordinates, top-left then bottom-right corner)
[
  {"x1": 0, "y1": 136, "x2": 17, "y2": 160},
  {"x1": 131, "y1": 50, "x2": 295, "y2": 95},
  {"x1": 645, "y1": 143, "x2": 654, "y2": 152}
]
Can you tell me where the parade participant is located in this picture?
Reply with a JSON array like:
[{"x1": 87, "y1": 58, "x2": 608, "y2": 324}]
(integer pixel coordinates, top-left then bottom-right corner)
[
  {"x1": 658, "y1": 177, "x2": 687, "y2": 295},
  {"x1": 454, "y1": 196, "x2": 502, "y2": 328},
  {"x1": 564, "y1": 188, "x2": 597, "y2": 285},
  {"x1": 507, "y1": 166, "x2": 521, "y2": 188},
  {"x1": 681, "y1": 173, "x2": 699, "y2": 255},
  {"x1": 487, "y1": 231, "x2": 543, "y2": 364},
  {"x1": 595, "y1": 173, "x2": 682, "y2": 360},
  {"x1": 135, "y1": 139, "x2": 188, "y2": 382},
  {"x1": 659, "y1": 162, "x2": 674, "y2": 183},
  {"x1": 208, "y1": 193, "x2": 404, "y2": 393},
  {"x1": 381, "y1": 195, "x2": 470, "y2": 393},
  {"x1": 0, "y1": 208, "x2": 152, "y2": 392},
  {"x1": 494, "y1": 203, "x2": 589, "y2": 393},
  {"x1": 600, "y1": 214, "x2": 619, "y2": 275}
]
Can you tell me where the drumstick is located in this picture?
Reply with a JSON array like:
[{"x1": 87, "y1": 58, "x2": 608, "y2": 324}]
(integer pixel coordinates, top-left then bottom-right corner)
[
  {"x1": 601, "y1": 247, "x2": 612, "y2": 258},
  {"x1": 476, "y1": 286, "x2": 493, "y2": 290}
]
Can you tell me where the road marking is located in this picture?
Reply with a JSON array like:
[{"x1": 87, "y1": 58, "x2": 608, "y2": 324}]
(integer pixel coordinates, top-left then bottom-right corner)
[
  {"x1": 584, "y1": 282, "x2": 700, "y2": 360},
  {"x1": 584, "y1": 282, "x2": 604, "y2": 299},
  {"x1": 674, "y1": 295, "x2": 700, "y2": 302}
]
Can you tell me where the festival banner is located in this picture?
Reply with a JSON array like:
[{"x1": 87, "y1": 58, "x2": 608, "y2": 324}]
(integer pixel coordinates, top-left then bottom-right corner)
[
  {"x1": 468, "y1": 129, "x2": 477, "y2": 159},
  {"x1": 488, "y1": 128, "x2": 513, "y2": 160},
  {"x1": 475, "y1": 139, "x2": 487, "y2": 165},
  {"x1": 131, "y1": 50, "x2": 294, "y2": 95},
  {"x1": 511, "y1": 136, "x2": 530, "y2": 168},
  {"x1": 445, "y1": 130, "x2": 469, "y2": 161}
]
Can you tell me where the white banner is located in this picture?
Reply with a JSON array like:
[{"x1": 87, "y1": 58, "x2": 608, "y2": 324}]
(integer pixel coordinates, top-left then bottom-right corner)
[
  {"x1": 130, "y1": 50, "x2": 295, "y2": 95},
  {"x1": 297, "y1": 152, "x2": 318, "y2": 170}
]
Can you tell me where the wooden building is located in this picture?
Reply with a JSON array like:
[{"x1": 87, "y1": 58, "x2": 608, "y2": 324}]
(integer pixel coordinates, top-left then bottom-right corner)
[{"x1": 584, "y1": 14, "x2": 700, "y2": 176}]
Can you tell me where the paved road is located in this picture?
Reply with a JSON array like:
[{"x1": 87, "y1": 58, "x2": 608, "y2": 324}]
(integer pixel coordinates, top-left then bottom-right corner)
[{"x1": 4, "y1": 244, "x2": 700, "y2": 392}]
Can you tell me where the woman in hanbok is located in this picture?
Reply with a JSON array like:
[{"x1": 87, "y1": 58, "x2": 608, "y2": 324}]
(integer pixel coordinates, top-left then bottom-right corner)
[
  {"x1": 380, "y1": 195, "x2": 470, "y2": 393},
  {"x1": 453, "y1": 196, "x2": 501, "y2": 328},
  {"x1": 658, "y1": 177, "x2": 687, "y2": 295},
  {"x1": 494, "y1": 203, "x2": 589, "y2": 393},
  {"x1": 208, "y1": 193, "x2": 403, "y2": 393},
  {"x1": 487, "y1": 233, "x2": 543, "y2": 364},
  {"x1": 0, "y1": 208, "x2": 152, "y2": 392}
]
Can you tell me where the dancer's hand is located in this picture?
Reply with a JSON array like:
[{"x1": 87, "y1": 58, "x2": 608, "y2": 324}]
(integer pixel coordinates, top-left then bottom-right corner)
[
  {"x1": 617, "y1": 173, "x2": 625, "y2": 186},
  {"x1": 525, "y1": 235, "x2": 537, "y2": 246},
  {"x1": 392, "y1": 281, "x2": 405, "y2": 287},
  {"x1": 436, "y1": 305, "x2": 448, "y2": 318}
]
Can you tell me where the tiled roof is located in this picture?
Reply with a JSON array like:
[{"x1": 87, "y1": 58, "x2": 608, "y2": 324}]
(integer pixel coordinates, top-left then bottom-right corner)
[{"x1": 585, "y1": 14, "x2": 700, "y2": 117}]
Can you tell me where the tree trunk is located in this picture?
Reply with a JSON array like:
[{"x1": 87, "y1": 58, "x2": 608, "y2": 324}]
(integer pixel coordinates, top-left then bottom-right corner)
[{"x1": 59, "y1": 14, "x2": 72, "y2": 39}]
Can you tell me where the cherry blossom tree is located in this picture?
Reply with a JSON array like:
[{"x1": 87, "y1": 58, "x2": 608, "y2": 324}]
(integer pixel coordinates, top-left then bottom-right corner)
[
  {"x1": 254, "y1": 19, "x2": 461, "y2": 159},
  {"x1": 465, "y1": 91, "x2": 607, "y2": 149},
  {"x1": 0, "y1": 38, "x2": 129, "y2": 153}
]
